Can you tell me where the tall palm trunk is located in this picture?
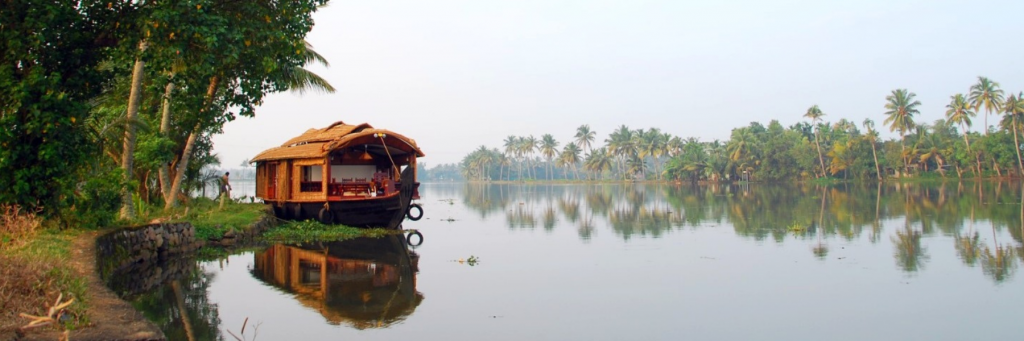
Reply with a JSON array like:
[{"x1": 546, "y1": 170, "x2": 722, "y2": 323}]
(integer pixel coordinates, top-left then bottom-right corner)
[
  {"x1": 960, "y1": 122, "x2": 982, "y2": 177},
  {"x1": 900, "y1": 133, "x2": 908, "y2": 176},
  {"x1": 171, "y1": 280, "x2": 197, "y2": 341},
  {"x1": 653, "y1": 154, "x2": 663, "y2": 181},
  {"x1": 517, "y1": 156, "x2": 523, "y2": 181},
  {"x1": 120, "y1": 41, "x2": 147, "y2": 219},
  {"x1": 158, "y1": 80, "x2": 175, "y2": 202},
  {"x1": 165, "y1": 76, "x2": 219, "y2": 210},
  {"x1": 1013, "y1": 115, "x2": 1023, "y2": 177},
  {"x1": 870, "y1": 140, "x2": 881, "y2": 180},
  {"x1": 814, "y1": 129, "x2": 826, "y2": 178}
]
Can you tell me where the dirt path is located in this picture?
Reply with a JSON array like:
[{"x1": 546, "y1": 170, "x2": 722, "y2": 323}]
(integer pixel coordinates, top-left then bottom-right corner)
[{"x1": 20, "y1": 231, "x2": 165, "y2": 341}]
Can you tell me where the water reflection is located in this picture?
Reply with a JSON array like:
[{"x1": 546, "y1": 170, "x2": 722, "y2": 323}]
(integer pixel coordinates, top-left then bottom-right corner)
[
  {"x1": 116, "y1": 257, "x2": 223, "y2": 341},
  {"x1": 250, "y1": 236, "x2": 423, "y2": 329},
  {"x1": 459, "y1": 181, "x2": 1024, "y2": 283}
]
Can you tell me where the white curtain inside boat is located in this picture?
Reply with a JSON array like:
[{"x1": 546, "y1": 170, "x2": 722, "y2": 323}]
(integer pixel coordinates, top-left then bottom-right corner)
[{"x1": 330, "y1": 165, "x2": 376, "y2": 181}]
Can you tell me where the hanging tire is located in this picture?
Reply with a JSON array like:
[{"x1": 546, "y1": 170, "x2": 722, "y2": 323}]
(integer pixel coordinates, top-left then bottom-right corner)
[
  {"x1": 406, "y1": 230, "x2": 423, "y2": 246},
  {"x1": 406, "y1": 203, "x2": 423, "y2": 221},
  {"x1": 318, "y1": 208, "x2": 334, "y2": 224}
]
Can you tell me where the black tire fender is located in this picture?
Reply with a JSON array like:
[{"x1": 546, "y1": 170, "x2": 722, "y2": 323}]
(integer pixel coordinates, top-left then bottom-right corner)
[
  {"x1": 406, "y1": 203, "x2": 423, "y2": 221},
  {"x1": 318, "y1": 208, "x2": 334, "y2": 224}
]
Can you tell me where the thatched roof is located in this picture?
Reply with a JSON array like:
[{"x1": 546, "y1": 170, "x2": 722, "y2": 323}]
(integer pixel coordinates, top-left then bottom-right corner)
[{"x1": 251, "y1": 121, "x2": 425, "y2": 162}]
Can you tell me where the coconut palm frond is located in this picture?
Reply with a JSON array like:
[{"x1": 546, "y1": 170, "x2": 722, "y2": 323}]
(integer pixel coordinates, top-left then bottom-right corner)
[
  {"x1": 302, "y1": 41, "x2": 330, "y2": 67},
  {"x1": 285, "y1": 67, "x2": 336, "y2": 95}
]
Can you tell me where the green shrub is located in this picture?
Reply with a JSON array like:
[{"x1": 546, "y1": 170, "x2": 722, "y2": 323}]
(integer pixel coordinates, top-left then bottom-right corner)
[{"x1": 65, "y1": 168, "x2": 123, "y2": 229}]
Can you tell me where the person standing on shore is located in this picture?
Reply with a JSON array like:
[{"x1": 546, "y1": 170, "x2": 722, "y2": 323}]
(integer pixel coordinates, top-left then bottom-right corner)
[{"x1": 219, "y1": 172, "x2": 232, "y2": 209}]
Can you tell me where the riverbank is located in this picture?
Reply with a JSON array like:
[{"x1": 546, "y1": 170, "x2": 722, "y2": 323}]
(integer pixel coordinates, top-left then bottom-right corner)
[
  {"x1": 0, "y1": 228, "x2": 163, "y2": 340},
  {"x1": 1, "y1": 200, "x2": 395, "y2": 340},
  {"x1": 0, "y1": 201, "x2": 269, "y2": 340}
]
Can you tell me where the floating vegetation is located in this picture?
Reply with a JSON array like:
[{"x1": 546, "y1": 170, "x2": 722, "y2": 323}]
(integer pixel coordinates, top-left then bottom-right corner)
[
  {"x1": 456, "y1": 255, "x2": 480, "y2": 266},
  {"x1": 261, "y1": 220, "x2": 389, "y2": 243}
]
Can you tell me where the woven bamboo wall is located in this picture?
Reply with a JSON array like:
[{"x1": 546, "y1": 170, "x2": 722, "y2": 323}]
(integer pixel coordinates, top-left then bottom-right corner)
[
  {"x1": 291, "y1": 158, "x2": 327, "y2": 202},
  {"x1": 278, "y1": 161, "x2": 290, "y2": 201},
  {"x1": 255, "y1": 163, "x2": 266, "y2": 198}
]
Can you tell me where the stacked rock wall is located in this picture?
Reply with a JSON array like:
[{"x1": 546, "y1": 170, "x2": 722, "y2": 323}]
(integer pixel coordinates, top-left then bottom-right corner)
[{"x1": 96, "y1": 222, "x2": 200, "y2": 281}]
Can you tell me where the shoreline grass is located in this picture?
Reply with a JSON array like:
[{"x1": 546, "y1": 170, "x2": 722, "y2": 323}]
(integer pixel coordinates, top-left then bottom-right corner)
[
  {"x1": 174, "y1": 199, "x2": 268, "y2": 240},
  {"x1": 261, "y1": 220, "x2": 391, "y2": 244}
]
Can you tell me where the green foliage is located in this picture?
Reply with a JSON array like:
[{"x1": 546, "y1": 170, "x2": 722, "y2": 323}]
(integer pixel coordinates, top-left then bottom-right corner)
[
  {"x1": 0, "y1": 1, "x2": 113, "y2": 215},
  {"x1": 65, "y1": 168, "x2": 124, "y2": 229},
  {"x1": 262, "y1": 220, "x2": 389, "y2": 243}
]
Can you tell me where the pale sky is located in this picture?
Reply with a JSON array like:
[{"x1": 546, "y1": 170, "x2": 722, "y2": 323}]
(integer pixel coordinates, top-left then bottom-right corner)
[{"x1": 213, "y1": 0, "x2": 1024, "y2": 167}]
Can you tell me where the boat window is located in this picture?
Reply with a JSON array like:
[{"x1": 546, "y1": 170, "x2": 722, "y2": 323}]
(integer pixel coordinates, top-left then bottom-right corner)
[{"x1": 300, "y1": 165, "x2": 323, "y2": 192}]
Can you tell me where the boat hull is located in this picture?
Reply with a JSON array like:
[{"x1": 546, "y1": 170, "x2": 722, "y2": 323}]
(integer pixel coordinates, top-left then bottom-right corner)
[{"x1": 268, "y1": 167, "x2": 418, "y2": 229}]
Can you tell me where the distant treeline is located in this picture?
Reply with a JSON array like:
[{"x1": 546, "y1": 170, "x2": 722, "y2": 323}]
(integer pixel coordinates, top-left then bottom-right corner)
[{"x1": 450, "y1": 77, "x2": 1024, "y2": 182}]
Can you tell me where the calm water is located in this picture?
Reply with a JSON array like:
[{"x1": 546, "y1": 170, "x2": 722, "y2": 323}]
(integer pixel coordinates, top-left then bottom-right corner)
[{"x1": 113, "y1": 182, "x2": 1024, "y2": 340}]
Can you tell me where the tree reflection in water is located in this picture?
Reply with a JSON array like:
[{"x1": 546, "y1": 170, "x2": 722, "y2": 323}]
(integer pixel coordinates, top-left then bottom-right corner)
[
  {"x1": 119, "y1": 258, "x2": 223, "y2": 341},
  {"x1": 892, "y1": 223, "x2": 929, "y2": 273},
  {"x1": 954, "y1": 231, "x2": 982, "y2": 266},
  {"x1": 980, "y1": 244, "x2": 1016, "y2": 283},
  {"x1": 459, "y1": 181, "x2": 1024, "y2": 283}
]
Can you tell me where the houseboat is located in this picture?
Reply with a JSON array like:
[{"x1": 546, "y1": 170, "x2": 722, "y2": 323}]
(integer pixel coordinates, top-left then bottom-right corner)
[{"x1": 251, "y1": 121, "x2": 424, "y2": 228}]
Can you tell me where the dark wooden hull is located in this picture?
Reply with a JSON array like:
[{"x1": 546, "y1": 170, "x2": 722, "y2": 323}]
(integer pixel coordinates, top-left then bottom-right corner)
[{"x1": 268, "y1": 167, "x2": 418, "y2": 229}]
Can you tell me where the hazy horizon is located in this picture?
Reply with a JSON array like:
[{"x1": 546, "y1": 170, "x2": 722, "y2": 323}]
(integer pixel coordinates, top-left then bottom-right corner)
[{"x1": 212, "y1": 0, "x2": 1024, "y2": 167}]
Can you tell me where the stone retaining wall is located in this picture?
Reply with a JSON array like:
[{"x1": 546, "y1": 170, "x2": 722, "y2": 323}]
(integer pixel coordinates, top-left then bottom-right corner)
[
  {"x1": 96, "y1": 222, "x2": 200, "y2": 277},
  {"x1": 96, "y1": 214, "x2": 280, "y2": 296}
]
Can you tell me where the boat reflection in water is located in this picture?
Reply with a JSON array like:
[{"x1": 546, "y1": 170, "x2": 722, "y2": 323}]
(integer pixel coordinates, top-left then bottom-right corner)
[{"x1": 251, "y1": 235, "x2": 423, "y2": 329}]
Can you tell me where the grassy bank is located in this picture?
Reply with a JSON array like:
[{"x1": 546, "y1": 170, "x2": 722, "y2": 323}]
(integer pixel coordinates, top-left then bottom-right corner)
[
  {"x1": 176, "y1": 198, "x2": 269, "y2": 240},
  {"x1": 1, "y1": 206, "x2": 87, "y2": 334},
  {"x1": 1, "y1": 199, "x2": 395, "y2": 336}
]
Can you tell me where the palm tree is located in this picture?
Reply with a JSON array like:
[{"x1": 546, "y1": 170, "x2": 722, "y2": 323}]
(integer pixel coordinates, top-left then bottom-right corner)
[
  {"x1": 883, "y1": 89, "x2": 921, "y2": 174},
  {"x1": 522, "y1": 135, "x2": 539, "y2": 179},
  {"x1": 496, "y1": 153, "x2": 511, "y2": 181},
  {"x1": 583, "y1": 147, "x2": 613, "y2": 178},
  {"x1": 503, "y1": 135, "x2": 518, "y2": 180},
  {"x1": 1001, "y1": 92, "x2": 1024, "y2": 175},
  {"x1": 863, "y1": 119, "x2": 882, "y2": 179},
  {"x1": 574, "y1": 124, "x2": 596, "y2": 156},
  {"x1": 558, "y1": 142, "x2": 582, "y2": 180},
  {"x1": 945, "y1": 93, "x2": 981, "y2": 176},
  {"x1": 946, "y1": 94, "x2": 975, "y2": 151},
  {"x1": 666, "y1": 136, "x2": 684, "y2": 158},
  {"x1": 969, "y1": 76, "x2": 1005, "y2": 135},
  {"x1": 916, "y1": 126, "x2": 947, "y2": 176},
  {"x1": 827, "y1": 139, "x2": 856, "y2": 179},
  {"x1": 804, "y1": 105, "x2": 827, "y2": 178},
  {"x1": 540, "y1": 134, "x2": 559, "y2": 180},
  {"x1": 726, "y1": 129, "x2": 754, "y2": 163},
  {"x1": 283, "y1": 41, "x2": 337, "y2": 95},
  {"x1": 636, "y1": 128, "x2": 666, "y2": 180},
  {"x1": 119, "y1": 40, "x2": 148, "y2": 219},
  {"x1": 606, "y1": 125, "x2": 634, "y2": 179}
]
